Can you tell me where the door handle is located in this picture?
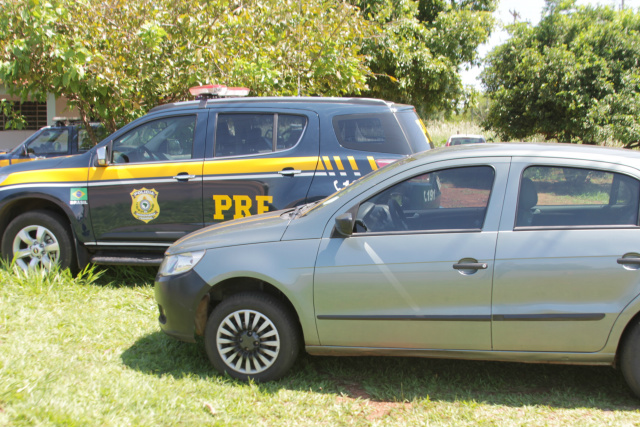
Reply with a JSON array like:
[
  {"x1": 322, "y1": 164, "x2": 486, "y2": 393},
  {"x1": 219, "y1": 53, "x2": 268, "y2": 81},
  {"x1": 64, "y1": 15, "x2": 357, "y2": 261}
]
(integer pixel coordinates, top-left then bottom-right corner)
[
  {"x1": 173, "y1": 173, "x2": 196, "y2": 181},
  {"x1": 278, "y1": 169, "x2": 302, "y2": 176},
  {"x1": 453, "y1": 262, "x2": 488, "y2": 270},
  {"x1": 617, "y1": 258, "x2": 640, "y2": 265}
]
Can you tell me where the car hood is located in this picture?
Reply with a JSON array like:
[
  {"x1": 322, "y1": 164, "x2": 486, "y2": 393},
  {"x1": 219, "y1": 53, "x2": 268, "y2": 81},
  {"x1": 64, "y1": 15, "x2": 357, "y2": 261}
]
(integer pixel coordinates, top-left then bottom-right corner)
[
  {"x1": 0, "y1": 151, "x2": 91, "y2": 174},
  {"x1": 166, "y1": 210, "x2": 293, "y2": 255}
]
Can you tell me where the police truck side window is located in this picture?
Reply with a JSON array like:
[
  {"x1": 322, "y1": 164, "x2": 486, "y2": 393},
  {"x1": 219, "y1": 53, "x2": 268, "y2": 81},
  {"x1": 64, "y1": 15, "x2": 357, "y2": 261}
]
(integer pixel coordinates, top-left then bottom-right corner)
[
  {"x1": 277, "y1": 115, "x2": 306, "y2": 150},
  {"x1": 215, "y1": 113, "x2": 307, "y2": 157},
  {"x1": 112, "y1": 115, "x2": 196, "y2": 163}
]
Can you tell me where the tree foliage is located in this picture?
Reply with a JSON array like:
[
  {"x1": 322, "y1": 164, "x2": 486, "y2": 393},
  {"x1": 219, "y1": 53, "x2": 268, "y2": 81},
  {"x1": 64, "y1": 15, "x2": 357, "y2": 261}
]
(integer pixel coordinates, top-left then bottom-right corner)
[
  {"x1": 482, "y1": 0, "x2": 640, "y2": 147},
  {"x1": 352, "y1": 0, "x2": 497, "y2": 118},
  {"x1": 0, "y1": 0, "x2": 373, "y2": 139}
]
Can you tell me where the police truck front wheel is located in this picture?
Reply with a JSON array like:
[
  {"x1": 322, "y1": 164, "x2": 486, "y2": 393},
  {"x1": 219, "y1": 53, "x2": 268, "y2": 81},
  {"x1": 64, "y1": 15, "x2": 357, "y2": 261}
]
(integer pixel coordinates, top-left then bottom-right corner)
[{"x1": 2, "y1": 210, "x2": 75, "y2": 271}]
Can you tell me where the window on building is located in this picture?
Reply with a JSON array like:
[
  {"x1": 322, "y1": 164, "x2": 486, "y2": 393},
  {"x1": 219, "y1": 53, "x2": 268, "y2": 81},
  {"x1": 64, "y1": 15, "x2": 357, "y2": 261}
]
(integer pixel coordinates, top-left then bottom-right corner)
[{"x1": 0, "y1": 101, "x2": 48, "y2": 130}]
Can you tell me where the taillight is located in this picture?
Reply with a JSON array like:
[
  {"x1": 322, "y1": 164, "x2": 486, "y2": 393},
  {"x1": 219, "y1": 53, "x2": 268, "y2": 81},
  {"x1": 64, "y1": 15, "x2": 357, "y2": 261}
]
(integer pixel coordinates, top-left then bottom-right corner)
[{"x1": 375, "y1": 159, "x2": 397, "y2": 169}]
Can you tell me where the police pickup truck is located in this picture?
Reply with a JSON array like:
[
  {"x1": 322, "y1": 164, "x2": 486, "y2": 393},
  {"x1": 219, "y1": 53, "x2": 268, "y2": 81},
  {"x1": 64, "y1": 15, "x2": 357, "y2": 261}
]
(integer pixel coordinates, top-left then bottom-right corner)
[{"x1": 0, "y1": 86, "x2": 432, "y2": 271}]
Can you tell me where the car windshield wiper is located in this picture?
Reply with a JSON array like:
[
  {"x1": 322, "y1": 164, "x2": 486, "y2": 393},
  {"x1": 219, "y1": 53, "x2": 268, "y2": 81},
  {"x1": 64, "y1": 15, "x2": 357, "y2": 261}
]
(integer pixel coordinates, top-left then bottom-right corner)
[{"x1": 286, "y1": 201, "x2": 318, "y2": 219}]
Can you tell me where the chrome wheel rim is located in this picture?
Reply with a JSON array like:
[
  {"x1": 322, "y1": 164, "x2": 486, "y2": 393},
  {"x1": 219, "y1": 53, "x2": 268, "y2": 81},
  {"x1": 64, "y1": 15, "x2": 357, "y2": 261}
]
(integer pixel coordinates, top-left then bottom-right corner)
[
  {"x1": 12, "y1": 225, "x2": 60, "y2": 270},
  {"x1": 216, "y1": 309, "x2": 280, "y2": 374}
]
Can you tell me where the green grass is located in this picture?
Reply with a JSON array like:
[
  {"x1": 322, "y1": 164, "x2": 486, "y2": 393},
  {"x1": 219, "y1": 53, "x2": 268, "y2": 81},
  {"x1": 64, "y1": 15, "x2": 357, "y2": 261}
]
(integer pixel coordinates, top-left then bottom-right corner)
[{"x1": 1, "y1": 264, "x2": 640, "y2": 426}]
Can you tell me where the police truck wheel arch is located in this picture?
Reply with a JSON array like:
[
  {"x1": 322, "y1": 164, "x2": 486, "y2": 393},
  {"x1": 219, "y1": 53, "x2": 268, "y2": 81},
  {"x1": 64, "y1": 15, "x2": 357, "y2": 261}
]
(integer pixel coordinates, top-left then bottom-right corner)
[{"x1": 1, "y1": 210, "x2": 76, "y2": 272}]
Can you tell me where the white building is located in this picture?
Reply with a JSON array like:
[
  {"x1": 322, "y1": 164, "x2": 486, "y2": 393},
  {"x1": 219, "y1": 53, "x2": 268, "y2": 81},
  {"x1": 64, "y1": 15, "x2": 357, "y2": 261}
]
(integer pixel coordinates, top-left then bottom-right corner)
[{"x1": 0, "y1": 86, "x2": 78, "y2": 151}]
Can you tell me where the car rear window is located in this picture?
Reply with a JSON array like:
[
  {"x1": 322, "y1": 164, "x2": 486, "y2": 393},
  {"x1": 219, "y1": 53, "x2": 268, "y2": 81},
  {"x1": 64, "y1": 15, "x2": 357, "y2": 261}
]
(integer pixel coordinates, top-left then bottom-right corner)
[{"x1": 332, "y1": 111, "x2": 430, "y2": 155}]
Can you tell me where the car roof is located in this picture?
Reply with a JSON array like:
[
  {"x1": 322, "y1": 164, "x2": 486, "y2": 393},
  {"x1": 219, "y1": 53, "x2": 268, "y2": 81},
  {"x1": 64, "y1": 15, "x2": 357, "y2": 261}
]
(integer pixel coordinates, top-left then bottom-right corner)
[
  {"x1": 412, "y1": 143, "x2": 640, "y2": 167},
  {"x1": 149, "y1": 96, "x2": 413, "y2": 113}
]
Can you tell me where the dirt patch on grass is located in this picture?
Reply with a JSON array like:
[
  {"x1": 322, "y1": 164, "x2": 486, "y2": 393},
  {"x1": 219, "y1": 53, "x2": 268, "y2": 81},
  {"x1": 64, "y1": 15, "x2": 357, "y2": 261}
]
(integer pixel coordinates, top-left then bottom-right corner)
[{"x1": 334, "y1": 380, "x2": 412, "y2": 421}]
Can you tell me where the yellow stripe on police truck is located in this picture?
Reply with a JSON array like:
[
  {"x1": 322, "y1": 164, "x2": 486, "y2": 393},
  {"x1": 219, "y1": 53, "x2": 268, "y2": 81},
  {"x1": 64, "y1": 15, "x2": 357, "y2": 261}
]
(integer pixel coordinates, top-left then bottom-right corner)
[{"x1": 2, "y1": 168, "x2": 88, "y2": 186}]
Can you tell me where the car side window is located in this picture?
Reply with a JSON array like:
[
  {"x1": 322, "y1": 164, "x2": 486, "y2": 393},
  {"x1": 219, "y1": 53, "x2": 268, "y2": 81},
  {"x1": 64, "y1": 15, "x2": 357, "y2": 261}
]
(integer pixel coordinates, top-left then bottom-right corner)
[
  {"x1": 355, "y1": 166, "x2": 495, "y2": 233},
  {"x1": 111, "y1": 115, "x2": 196, "y2": 163},
  {"x1": 27, "y1": 129, "x2": 69, "y2": 155},
  {"x1": 215, "y1": 113, "x2": 306, "y2": 157},
  {"x1": 515, "y1": 166, "x2": 640, "y2": 227}
]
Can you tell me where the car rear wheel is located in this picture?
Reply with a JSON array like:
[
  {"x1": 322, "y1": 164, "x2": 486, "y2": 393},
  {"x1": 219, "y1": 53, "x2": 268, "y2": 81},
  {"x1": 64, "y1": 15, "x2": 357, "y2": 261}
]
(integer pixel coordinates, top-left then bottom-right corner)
[
  {"x1": 620, "y1": 319, "x2": 640, "y2": 398},
  {"x1": 204, "y1": 292, "x2": 299, "y2": 382},
  {"x1": 1, "y1": 210, "x2": 76, "y2": 272}
]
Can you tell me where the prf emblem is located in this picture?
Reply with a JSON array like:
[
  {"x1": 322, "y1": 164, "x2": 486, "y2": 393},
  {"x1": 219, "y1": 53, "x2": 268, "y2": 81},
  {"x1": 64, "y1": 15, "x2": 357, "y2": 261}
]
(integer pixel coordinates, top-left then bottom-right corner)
[{"x1": 130, "y1": 188, "x2": 160, "y2": 223}]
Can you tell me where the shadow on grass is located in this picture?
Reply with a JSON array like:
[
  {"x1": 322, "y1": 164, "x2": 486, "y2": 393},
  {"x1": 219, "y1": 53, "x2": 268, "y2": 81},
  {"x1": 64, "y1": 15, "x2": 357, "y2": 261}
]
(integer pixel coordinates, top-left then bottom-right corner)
[{"x1": 122, "y1": 331, "x2": 640, "y2": 410}]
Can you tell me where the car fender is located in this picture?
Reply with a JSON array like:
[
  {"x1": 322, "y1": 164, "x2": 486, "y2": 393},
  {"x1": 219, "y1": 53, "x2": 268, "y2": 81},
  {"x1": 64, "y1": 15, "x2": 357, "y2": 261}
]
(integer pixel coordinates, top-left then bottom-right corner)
[{"x1": 195, "y1": 239, "x2": 322, "y2": 345}]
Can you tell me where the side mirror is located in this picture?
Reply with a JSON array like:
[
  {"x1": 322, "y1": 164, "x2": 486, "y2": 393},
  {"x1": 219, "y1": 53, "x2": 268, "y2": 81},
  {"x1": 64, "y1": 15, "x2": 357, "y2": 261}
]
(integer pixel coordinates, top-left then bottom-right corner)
[
  {"x1": 96, "y1": 141, "x2": 111, "y2": 166},
  {"x1": 334, "y1": 212, "x2": 354, "y2": 237}
]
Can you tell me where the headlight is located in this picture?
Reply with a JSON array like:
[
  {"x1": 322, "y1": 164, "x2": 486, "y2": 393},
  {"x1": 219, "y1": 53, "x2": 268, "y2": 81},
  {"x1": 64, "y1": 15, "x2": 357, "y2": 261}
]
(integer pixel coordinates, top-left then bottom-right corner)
[{"x1": 158, "y1": 250, "x2": 205, "y2": 277}]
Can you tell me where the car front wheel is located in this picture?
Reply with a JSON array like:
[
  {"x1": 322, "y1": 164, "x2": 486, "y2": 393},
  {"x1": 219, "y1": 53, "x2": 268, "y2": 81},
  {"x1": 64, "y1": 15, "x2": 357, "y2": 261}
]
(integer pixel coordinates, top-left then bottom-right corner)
[
  {"x1": 204, "y1": 292, "x2": 300, "y2": 382},
  {"x1": 1, "y1": 210, "x2": 76, "y2": 271}
]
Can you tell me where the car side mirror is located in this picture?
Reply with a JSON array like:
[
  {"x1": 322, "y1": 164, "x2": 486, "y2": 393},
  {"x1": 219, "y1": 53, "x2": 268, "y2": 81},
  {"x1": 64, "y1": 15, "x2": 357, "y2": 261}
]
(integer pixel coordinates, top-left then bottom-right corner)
[
  {"x1": 334, "y1": 213, "x2": 354, "y2": 237},
  {"x1": 96, "y1": 141, "x2": 111, "y2": 166}
]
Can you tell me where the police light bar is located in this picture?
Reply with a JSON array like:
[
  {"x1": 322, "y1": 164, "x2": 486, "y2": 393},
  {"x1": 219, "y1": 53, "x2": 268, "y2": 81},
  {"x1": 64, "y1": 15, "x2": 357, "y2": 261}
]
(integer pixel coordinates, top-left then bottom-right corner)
[
  {"x1": 189, "y1": 84, "x2": 250, "y2": 99},
  {"x1": 224, "y1": 87, "x2": 251, "y2": 97}
]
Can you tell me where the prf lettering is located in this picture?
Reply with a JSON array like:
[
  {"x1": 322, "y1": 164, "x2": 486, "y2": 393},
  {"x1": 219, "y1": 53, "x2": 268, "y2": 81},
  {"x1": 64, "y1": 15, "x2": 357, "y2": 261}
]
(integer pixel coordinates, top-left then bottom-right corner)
[{"x1": 213, "y1": 195, "x2": 273, "y2": 220}]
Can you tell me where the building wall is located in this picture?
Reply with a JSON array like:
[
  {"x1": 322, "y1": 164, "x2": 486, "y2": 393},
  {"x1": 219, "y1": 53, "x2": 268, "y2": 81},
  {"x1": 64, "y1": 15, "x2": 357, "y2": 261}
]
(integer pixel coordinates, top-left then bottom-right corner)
[{"x1": 0, "y1": 86, "x2": 79, "y2": 151}]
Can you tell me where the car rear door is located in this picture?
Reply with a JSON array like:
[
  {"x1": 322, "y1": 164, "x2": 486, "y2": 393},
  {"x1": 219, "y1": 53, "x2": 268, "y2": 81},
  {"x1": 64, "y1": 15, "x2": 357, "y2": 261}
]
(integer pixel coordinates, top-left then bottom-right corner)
[
  {"x1": 313, "y1": 158, "x2": 510, "y2": 350},
  {"x1": 492, "y1": 159, "x2": 640, "y2": 352},
  {"x1": 202, "y1": 109, "x2": 320, "y2": 225}
]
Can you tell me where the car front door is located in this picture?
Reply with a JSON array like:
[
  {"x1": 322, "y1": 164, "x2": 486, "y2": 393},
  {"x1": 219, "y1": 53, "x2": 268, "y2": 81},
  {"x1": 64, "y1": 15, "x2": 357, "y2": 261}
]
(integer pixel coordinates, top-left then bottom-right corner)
[
  {"x1": 493, "y1": 160, "x2": 640, "y2": 352},
  {"x1": 87, "y1": 111, "x2": 207, "y2": 247},
  {"x1": 313, "y1": 159, "x2": 510, "y2": 350}
]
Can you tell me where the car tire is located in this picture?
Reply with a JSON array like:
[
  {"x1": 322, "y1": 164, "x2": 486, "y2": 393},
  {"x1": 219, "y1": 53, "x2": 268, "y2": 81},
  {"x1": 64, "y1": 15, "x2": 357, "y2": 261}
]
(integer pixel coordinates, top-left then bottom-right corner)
[
  {"x1": 204, "y1": 291, "x2": 300, "y2": 382},
  {"x1": 620, "y1": 319, "x2": 640, "y2": 398},
  {"x1": 1, "y1": 210, "x2": 76, "y2": 272}
]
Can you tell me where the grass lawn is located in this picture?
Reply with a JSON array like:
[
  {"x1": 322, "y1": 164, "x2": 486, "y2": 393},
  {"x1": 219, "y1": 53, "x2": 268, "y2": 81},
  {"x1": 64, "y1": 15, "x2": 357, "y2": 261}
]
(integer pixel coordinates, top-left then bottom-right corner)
[{"x1": 1, "y1": 265, "x2": 639, "y2": 426}]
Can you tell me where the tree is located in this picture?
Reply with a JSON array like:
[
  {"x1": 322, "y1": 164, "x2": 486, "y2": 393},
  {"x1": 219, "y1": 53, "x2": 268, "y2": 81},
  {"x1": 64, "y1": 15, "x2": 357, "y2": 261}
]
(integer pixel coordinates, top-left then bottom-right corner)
[
  {"x1": 351, "y1": 0, "x2": 497, "y2": 118},
  {"x1": 0, "y1": 0, "x2": 374, "y2": 141},
  {"x1": 481, "y1": 0, "x2": 640, "y2": 147}
]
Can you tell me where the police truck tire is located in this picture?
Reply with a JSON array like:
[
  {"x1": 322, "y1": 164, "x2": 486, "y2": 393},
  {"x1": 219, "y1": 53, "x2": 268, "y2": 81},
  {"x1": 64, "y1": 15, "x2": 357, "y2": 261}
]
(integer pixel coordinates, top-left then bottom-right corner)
[
  {"x1": 204, "y1": 292, "x2": 300, "y2": 382},
  {"x1": 2, "y1": 210, "x2": 76, "y2": 272}
]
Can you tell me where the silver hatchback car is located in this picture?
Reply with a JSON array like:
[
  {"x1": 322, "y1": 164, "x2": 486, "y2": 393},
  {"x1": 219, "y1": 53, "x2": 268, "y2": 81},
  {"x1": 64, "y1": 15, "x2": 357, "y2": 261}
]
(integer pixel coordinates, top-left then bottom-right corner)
[{"x1": 155, "y1": 143, "x2": 640, "y2": 397}]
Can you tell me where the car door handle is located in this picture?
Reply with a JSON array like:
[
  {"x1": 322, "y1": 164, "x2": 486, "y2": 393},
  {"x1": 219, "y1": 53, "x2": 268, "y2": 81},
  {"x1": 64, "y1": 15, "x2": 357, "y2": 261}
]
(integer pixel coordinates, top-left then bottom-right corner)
[
  {"x1": 453, "y1": 262, "x2": 488, "y2": 270},
  {"x1": 173, "y1": 173, "x2": 196, "y2": 181},
  {"x1": 617, "y1": 258, "x2": 640, "y2": 265},
  {"x1": 279, "y1": 169, "x2": 302, "y2": 176}
]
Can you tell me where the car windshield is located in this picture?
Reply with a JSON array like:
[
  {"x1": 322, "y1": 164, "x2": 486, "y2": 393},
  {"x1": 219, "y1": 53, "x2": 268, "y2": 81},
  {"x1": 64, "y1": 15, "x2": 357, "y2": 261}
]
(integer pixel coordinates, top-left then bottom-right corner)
[{"x1": 300, "y1": 154, "x2": 419, "y2": 217}]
